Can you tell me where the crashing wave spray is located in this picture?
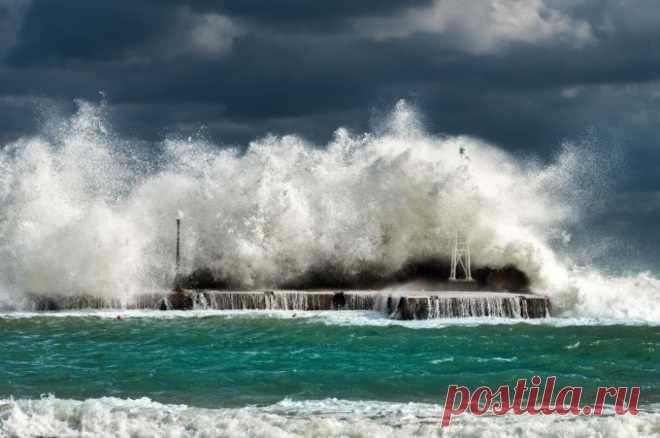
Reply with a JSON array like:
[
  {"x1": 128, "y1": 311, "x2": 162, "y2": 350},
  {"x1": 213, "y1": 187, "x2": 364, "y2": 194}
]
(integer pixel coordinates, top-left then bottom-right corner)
[{"x1": 0, "y1": 99, "x2": 657, "y2": 320}]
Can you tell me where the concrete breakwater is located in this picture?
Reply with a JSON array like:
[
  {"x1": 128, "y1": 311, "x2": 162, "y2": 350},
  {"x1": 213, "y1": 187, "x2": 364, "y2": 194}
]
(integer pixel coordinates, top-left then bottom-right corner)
[{"x1": 27, "y1": 290, "x2": 550, "y2": 319}]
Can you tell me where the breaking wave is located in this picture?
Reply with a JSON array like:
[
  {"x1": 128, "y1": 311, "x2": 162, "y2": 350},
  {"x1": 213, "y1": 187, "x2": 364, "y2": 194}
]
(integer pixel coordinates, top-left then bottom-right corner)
[
  {"x1": 0, "y1": 99, "x2": 658, "y2": 321},
  {"x1": 2, "y1": 396, "x2": 659, "y2": 438}
]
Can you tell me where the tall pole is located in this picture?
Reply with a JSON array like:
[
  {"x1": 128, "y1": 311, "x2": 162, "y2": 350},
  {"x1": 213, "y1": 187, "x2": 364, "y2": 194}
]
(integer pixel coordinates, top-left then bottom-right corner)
[
  {"x1": 173, "y1": 217, "x2": 183, "y2": 290},
  {"x1": 176, "y1": 218, "x2": 181, "y2": 275}
]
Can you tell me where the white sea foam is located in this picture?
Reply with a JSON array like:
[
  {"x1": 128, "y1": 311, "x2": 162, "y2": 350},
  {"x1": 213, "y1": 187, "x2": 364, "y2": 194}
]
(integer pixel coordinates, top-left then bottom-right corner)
[
  {"x1": 1, "y1": 396, "x2": 659, "y2": 438},
  {"x1": 0, "y1": 99, "x2": 658, "y2": 322},
  {"x1": 1, "y1": 308, "x2": 658, "y2": 328}
]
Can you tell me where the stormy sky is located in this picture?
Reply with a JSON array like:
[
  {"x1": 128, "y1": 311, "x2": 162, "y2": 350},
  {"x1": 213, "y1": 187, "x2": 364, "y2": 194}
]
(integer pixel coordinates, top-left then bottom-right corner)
[{"x1": 1, "y1": 0, "x2": 659, "y2": 271}]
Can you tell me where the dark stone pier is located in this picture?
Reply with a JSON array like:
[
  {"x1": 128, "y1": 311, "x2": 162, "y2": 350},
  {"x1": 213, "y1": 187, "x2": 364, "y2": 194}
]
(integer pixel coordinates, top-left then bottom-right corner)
[
  {"x1": 160, "y1": 289, "x2": 551, "y2": 319},
  {"x1": 25, "y1": 289, "x2": 550, "y2": 319}
]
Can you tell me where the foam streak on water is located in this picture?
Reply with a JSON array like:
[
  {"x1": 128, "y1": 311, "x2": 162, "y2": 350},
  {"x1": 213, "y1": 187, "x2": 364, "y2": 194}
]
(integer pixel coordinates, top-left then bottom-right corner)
[{"x1": 0, "y1": 309, "x2": 657, "y2": 328}]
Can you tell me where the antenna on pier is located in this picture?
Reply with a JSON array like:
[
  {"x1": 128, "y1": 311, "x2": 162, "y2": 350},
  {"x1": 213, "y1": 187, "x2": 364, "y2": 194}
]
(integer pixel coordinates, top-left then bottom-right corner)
[{"x1": 449, "y1": 143, "x2": 473, "y2": 282}]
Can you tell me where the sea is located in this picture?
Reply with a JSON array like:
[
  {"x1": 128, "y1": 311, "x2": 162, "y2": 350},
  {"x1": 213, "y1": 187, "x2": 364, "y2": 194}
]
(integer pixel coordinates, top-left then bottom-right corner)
[
  {"x1": 1, "y1": 100, "x2": 659, "y2": 436},
  {"x1": 0, "y1": 311, "x2": 659, "y2": 437}
]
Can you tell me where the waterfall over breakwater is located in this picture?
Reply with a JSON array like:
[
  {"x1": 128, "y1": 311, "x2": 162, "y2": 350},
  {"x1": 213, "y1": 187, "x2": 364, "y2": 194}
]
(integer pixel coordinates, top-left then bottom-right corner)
[
  {"x1": 189, "y1": 291, "x2": 377, "y2": 312},
  {"x1": 24, "y1": 290, "x2": 550, "y2": 319},
  {"x1": 392, "y1": 294, "x2": 550, "y2": 319}
]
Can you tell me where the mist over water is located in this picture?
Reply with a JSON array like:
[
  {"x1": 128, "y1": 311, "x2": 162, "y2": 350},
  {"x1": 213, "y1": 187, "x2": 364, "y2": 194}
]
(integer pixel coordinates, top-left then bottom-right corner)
[{"x1": 0, "y1": 99, "x2": 658, "y2": 321}]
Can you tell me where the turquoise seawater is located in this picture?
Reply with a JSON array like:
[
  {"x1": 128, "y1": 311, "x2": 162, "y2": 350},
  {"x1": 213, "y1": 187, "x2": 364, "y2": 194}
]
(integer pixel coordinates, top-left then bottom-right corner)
[
  {"x1": 1, "y1": 313, "x2": 659, "y2": 409},
  {"x1": 2, "y1": 312, "x2": 660, "y2": 437}
]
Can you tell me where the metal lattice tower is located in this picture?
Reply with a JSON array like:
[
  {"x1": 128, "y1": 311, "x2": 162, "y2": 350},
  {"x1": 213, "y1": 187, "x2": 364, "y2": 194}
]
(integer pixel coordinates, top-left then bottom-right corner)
[
  {"x1": 448, "y1": 144, "x2": 474, "y2": 282},
  {"x1": 449, "y1": 231, "x2": 473, "y2": 282}
]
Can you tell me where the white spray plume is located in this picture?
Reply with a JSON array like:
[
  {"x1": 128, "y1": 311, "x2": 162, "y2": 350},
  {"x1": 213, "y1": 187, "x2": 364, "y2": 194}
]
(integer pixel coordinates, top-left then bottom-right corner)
[{"x1": 0, "y1": 99, "x2": 657, "y2": 321}]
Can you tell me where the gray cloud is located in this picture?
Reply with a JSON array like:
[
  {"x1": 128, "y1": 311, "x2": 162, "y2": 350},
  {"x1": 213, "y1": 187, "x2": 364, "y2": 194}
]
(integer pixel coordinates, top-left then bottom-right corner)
[{"x1": 354, "y1": 0, "x2": 593, "y2": 54}]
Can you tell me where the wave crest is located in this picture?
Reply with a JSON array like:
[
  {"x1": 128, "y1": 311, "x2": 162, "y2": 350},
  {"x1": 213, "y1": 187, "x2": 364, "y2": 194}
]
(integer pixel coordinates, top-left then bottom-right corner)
[
  {"x1": 1, "y1": 99, "x2": 657, "y2": 321},
  {"x1": 2, "y1": 396, "x2": 659, "y2": 438}
]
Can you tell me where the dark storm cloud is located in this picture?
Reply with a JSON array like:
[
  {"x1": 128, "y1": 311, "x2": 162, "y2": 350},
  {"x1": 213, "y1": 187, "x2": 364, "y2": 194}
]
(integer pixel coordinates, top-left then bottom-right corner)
[
  {"x1": 1, "y1": 0, "x2": 658, "y2": 156},
  {"x1": 6, "y1": 1, "x2": 170, "y2": 65},
  {"x1": 1, "y1": 0, "x2": 659, "y2": 268},
  {"x1": 173, "y1": 0, "x2": 434, "y2": 29}
]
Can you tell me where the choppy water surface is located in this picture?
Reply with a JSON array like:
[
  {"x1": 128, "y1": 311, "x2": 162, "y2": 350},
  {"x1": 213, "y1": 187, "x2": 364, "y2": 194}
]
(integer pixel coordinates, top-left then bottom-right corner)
[{"x1": 1, "y1": 312, "x2": 659, "y2": 437}]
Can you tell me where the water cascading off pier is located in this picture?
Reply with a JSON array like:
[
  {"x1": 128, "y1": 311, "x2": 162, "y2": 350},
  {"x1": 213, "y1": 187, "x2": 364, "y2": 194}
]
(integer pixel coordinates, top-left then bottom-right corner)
[{"x1": 26, "y1": 290, "x2": 550, "y2": 319}]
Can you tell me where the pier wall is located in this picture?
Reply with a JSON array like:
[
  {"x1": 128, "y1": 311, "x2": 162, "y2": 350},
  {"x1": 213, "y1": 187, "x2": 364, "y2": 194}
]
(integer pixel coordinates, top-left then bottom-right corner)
[{"x1": 27, "y1": 290, "x2": 550, "y2": 319}]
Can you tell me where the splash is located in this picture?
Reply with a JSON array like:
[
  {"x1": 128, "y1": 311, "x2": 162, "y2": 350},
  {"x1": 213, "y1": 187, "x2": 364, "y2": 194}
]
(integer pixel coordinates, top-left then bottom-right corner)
[
  {"x1": 0, "y1": 99, "x2": 657, "y2": 320},
  {"x1": 2, "y1": 396, "x2": 659, "y2": 438}
]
